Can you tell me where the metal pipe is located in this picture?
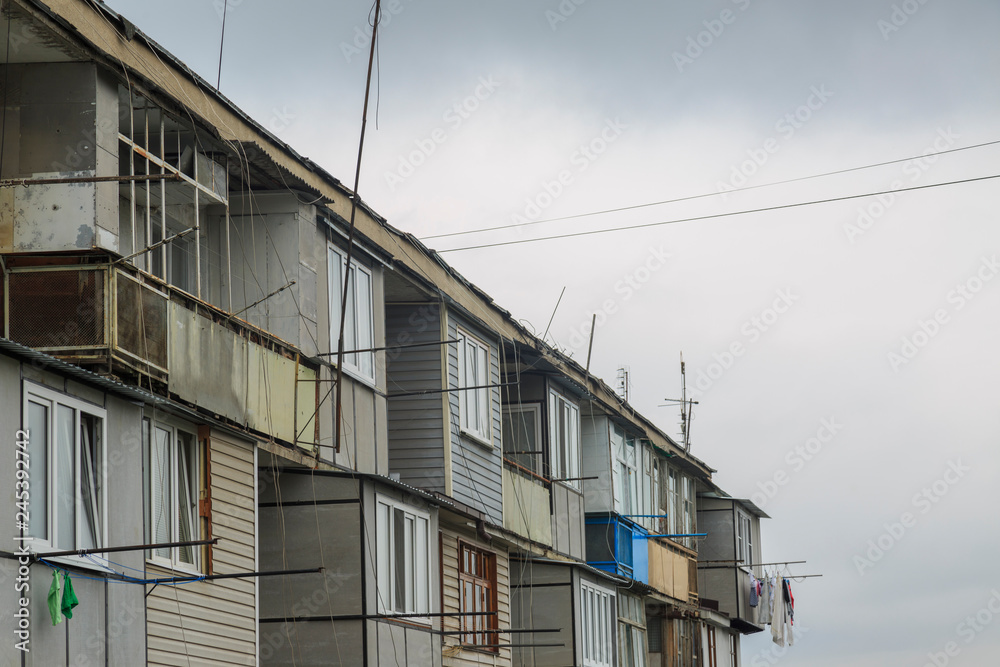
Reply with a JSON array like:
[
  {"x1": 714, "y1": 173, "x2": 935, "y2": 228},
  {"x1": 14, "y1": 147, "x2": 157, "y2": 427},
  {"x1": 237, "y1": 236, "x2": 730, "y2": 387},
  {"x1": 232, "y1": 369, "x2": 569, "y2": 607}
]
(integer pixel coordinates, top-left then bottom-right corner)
[
  {"x1": 260, "y1": 610, "x2": 498, "y2": 623},
  {"x1": 317, "y1": 338, "x2": 458, "y2": 357},
  {"x1": 0, "y1": 173, "x2": 182, "y2": 187},
  {"x1": 34, "y1": 537, "x2": 218, "y2": 560}
]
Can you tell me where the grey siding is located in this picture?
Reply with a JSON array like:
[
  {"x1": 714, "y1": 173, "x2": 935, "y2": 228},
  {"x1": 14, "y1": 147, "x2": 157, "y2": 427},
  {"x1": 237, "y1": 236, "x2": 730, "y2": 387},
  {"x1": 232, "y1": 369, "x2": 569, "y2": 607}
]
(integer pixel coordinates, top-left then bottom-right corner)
[
  {"x1": 510, "y1": 562, "x2": 575, "y2": 667},
  {"x1": 581, "y1": 414, "x2": 614, "y2": 512},
  {"x1": 447, "y1": 312, "x2": 503, "y2": 523},
  {"x1": 385, "y1": 304, "x2": 446, "y2": 493}
]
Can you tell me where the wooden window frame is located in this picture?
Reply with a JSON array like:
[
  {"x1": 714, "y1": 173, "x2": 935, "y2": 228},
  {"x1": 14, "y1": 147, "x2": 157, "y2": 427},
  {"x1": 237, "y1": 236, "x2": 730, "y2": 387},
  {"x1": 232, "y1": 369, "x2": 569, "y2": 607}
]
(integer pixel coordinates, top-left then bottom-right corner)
[{"x1": 458, "y1": 541, "x2": 498, "y2": 652}]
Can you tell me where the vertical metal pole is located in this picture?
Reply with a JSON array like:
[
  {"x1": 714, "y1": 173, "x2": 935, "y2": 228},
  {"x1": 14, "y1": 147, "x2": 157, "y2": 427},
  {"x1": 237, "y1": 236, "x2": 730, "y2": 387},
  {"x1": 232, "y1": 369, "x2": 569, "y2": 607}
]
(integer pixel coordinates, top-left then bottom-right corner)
[
  {"x1": 334, "y1": 0, "x2": 381, "y2": 454},
  {"x1": 144, "y1": 106, "x2": 151, "y2": 272},
  {"x1": 194, "y1": 155, "x2": 201, "y2": 299},
  {"x1": 224, "y1": 155, "x2": 232, "y2": 311},
  {"x1": 160, "y1": 116, "x2": 166, "y2": 280}
]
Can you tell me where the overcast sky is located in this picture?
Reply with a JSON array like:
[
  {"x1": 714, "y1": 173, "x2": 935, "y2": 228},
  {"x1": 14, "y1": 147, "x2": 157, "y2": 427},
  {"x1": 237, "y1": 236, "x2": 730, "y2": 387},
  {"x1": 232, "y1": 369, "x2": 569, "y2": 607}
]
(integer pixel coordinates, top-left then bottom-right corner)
[{"x1": 104, "y1": 1, "x2": 1000, "y2": 663}]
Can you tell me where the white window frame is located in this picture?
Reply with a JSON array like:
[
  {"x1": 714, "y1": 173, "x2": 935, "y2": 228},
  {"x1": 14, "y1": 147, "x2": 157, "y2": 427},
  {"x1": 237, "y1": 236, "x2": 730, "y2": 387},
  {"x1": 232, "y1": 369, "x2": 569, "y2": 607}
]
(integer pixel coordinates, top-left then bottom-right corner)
[
  {"x1": 581, "y1": 581, "x2": 615, "y2": 667},
  {"x1": 22, "y1": 382, "x2": 108, "y2": 559},
  {"x1": 328, "y1": 243, "x2": 376, "y2": 384},
  {"x1": 457, "y1": 329, "x2": 492, "y2": 445},
  {"x1": 502, "y1": 403, "x2": 542, "y2": 474},
  {"x1": 548, "y1": 388, "x2": 581, "y2": 487},
  {"x1": 145, "y1": 417, "x2": 203, "y2": 572},
  {"x1": 375, "y1": 495, "x2": 431, "y2": 620},
  {"x1": 737, "y1": 511, "x2": 753, "y2": 566},
  {"x1": 618, "y1": 593, "x2": 648, "y2": 667}
]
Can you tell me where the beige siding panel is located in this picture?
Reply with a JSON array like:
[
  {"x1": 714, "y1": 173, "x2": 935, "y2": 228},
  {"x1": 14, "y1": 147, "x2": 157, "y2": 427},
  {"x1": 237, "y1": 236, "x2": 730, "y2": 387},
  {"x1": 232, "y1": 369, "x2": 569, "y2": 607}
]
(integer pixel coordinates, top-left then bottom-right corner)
[
  {"x1": 440, "y1": 527, "x2": 511, "y2": 667},
  {"x1": 147, "y1": 431, "x2": 257, "y2": 667},
  {"x1": 502, "y1": 468, "x2": 552, "y2": 546}
]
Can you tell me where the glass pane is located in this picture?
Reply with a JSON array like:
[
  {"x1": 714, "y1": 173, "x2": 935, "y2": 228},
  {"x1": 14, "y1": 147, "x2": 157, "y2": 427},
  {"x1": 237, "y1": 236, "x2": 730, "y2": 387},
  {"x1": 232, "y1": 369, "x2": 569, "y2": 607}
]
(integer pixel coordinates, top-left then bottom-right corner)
[
  {"x1": 393, "y1": 508, "x2": 405, "y2": 612},
  {"x1": 404, "y1": 516, "x2": 414, "y2": 612},
  {"x1": 151, "y1": 427, "x2": 172, "y2": 559},
  {"x1": 176, "y1": 432, "x2": 197, "y2": 565},
  {"x1": 329, "y1": 249, "x2": 343, "y2": 349},
  {"x1": 415, "y1": 517, "x2": 428, "y2": 612},
  {"x1": 55, "y1": 405, "x2": 75, "y2": 549},
  {"x1": 27, "y1": 401, "x2": 48, "y2": 540},
  {"x1": 376, "y1": 503, "x2": 391, "y2": 612},
  {"x1": 345, "y1": 265, "x2": 358, "y2": 365},
  {"x1": 78, "y1": 414, "x2": 102, "y2": 550},
  {"x1": 356, "y1": 268, "x2": 374, "y2": 377}
]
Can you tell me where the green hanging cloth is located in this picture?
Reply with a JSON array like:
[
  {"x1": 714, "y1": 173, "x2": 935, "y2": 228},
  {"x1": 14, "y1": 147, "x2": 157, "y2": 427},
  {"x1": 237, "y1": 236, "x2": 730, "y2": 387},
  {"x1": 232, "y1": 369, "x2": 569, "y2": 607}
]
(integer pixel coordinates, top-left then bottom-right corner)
[
  {"x1": 47, "y1": 570, "x2": 63, "y2": 626},
  {"x1": 61, "y1": 572, "x2": 79, "y2": 620}
]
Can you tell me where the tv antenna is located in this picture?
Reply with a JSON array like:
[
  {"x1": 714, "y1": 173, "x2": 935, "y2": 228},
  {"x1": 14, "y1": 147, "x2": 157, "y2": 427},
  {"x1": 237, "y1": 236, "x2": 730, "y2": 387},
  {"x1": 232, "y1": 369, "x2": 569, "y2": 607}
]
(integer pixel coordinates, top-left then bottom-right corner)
[{"x1": 660, "y1": 352, "x2": 698, "y2": 452}]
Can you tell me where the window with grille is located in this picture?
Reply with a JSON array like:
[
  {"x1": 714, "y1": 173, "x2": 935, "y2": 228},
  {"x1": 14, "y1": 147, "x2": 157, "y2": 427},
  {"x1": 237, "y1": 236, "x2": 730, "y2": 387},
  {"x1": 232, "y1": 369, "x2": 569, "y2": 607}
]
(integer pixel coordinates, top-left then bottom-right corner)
[{"x1": 459, "y1": 542, "x2": 498, "y2": 651}]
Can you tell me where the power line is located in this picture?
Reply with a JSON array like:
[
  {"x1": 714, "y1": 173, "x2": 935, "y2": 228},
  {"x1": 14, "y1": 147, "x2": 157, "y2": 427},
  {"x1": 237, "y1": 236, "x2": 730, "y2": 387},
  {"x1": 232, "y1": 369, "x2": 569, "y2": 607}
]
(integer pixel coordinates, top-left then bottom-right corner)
[
  {"x1": 435, "y1": 173, "x2": 1000, "y2": 253},
  {"x1": 422, "y1": 139, "x2": 1000, "y2": 241}
]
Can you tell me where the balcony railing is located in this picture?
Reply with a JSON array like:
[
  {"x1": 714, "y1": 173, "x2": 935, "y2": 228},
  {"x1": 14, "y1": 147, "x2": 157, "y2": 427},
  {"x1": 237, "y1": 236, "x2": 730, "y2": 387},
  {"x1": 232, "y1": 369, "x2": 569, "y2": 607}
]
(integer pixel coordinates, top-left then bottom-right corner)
[{"x1": 4, "y1": 263, "x2": 168, "y2": 379}]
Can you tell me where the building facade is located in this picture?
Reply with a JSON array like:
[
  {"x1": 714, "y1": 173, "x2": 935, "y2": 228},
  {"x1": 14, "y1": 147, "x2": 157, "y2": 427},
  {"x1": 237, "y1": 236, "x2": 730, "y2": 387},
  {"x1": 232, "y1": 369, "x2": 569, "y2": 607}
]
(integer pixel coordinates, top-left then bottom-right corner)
[{"x1": 0, "y1": 1, "x2": 794, "y2": 665}]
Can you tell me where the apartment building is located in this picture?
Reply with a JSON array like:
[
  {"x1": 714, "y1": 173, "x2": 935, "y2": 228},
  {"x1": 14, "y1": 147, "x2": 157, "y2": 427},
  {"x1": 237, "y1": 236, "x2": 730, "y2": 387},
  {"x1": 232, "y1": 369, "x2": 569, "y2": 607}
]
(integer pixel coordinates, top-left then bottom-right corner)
[{"x1": 0, "y1": 1, "x2": 792, "y2": 665}]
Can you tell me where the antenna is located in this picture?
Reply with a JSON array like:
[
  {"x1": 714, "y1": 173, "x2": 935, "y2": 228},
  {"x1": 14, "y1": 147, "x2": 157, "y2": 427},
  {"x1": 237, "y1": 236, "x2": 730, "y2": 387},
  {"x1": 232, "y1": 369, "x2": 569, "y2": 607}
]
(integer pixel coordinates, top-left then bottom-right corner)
[
  {"x1": 615, "y1": 366, "x2": 630, "y2": 402},
  {"x1": 661, "y1": 352, "x2": 698, "y2": 452}
]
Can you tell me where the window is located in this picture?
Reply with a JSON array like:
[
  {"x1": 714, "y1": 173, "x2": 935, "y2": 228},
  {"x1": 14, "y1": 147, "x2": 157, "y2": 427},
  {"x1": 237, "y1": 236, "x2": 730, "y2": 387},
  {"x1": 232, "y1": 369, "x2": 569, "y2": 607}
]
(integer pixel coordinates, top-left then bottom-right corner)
[
  {"x1": 706, "y1": 626, "x2": 717, "y2": 667},
  {"x1": 502, "y1": 404, "x2": 541, "y2": 474},
  {"x1": 673, "y1": 618, "x2": 698, "y2": 667},
  {"x1": 666, "y1": 466, "x2": 697, "y2": 549},
  {"x1": 23, "y1": 383, "x2": 106, "y2": 553},
  {"x1": 612, "y1": 426, "x2": 639, "y2": 516},
  {"x1": 581, "y1": 581, "x2": 615, "y2": 667},
  {"x1": 548, "y1": 389, "x2": 580, "y2": 485},
  {"x1": 457, "y1": 330, "x2": 491, "y2": 443},
  {"x1": 459, "y1": 543, "x2": 498, "y2": 651},
  {"x1": 375, "y1": 496, "x2": 430, "y2": 616},
  {"x1": 329, "y1": 244, "x2": 375, "y2": 383},
  {"x1": 737, "y1": 511, "x2": 754, "y2": 566},
  {"x1": 618, "y1": 593, "x2": 648, "y2": 667},
  {"x1": 144, "y1": 418, "x2": 203, "y2": 570}
]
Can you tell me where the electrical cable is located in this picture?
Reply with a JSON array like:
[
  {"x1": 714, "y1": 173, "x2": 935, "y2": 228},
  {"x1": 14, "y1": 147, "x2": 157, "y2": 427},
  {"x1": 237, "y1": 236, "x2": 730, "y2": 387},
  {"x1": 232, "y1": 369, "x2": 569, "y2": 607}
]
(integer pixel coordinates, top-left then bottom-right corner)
[
  {"x1": 422, "y1": 138, "x2": 1000, "y2": 241},
  {"x1": 435, "y1": 173, "x2": 1000, "y2": 253}
]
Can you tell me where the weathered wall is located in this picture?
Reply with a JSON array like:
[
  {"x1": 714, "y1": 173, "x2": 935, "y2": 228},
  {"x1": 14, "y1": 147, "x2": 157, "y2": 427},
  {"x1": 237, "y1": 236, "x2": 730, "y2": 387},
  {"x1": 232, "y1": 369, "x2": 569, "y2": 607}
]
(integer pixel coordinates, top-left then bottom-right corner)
[
  {"x1": 258, "y1": 470, "x2": 365, "y2": 666},
  {"x1": 0, "y1": 61, "x2": 119, "y2": 253},
  {"x1": 502, "y1": 468, "x2": 552, "y2": 547},
  {"x1": 510, "y1": 561, "x2": 574, "y2": 667}
]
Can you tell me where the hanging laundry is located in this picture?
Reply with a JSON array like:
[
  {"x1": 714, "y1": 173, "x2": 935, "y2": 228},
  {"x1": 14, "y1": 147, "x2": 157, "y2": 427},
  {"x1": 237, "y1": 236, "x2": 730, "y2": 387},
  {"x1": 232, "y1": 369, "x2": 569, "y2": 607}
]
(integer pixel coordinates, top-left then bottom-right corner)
[
  {"x1": 47, "y1": 570, "x2": 64, "y2": 626},
  {"x1": 749, "y1": 573, "x2": 759, "y2": 607},
  {"x1": 61, "y1": 572, "x2": 79, "y2": 619},
  {"x1": 771, "y1": 576, "x2": 785, "y2": 646},
  {"x1": 782, "y1": 578, "x2": 795, "y2": 647},
  {"x1": 757, "y1": 576, "x2": 772, "y2": 625}
]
